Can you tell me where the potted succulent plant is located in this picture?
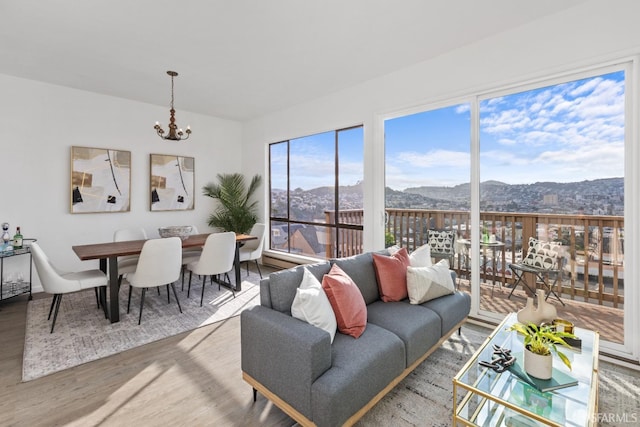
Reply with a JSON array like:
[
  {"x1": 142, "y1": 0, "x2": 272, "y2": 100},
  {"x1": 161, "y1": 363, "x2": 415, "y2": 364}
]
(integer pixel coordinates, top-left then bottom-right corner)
[{"x1": 508, "y1": 322, "x2": 576, "y2": 380}]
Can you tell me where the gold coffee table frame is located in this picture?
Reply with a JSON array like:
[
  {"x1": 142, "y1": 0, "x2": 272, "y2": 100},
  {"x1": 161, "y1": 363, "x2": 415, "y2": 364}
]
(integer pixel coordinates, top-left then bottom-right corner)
[{"x1": 453, "y1": 313, "x2": 599, "y2": 426}]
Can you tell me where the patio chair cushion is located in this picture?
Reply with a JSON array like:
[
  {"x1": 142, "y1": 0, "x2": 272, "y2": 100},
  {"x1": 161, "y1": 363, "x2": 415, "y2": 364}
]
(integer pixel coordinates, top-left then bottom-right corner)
[
  {"x1": 406, "y1": 260, "x2": 455, "y2": 304},
  {"x1": 522, "y1": 237, "x2": 562, "y2": 270},
  {"x1": 372, "y1": 248, "x2": 410, "y2": 302},
  {"x1": 427, "y1": 230, "x2": 455, "y2": 255}
]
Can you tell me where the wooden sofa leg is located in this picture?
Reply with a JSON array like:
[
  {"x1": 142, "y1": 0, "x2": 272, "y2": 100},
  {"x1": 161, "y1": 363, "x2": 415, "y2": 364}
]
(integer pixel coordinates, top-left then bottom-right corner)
[{"x1": 253, "y1": 387, "x2": 257, "y2": 402}]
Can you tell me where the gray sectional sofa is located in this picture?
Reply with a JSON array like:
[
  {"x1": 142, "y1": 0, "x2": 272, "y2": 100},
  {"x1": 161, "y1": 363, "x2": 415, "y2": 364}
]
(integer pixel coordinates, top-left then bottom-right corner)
[{"x1": 240, "y1": 251, "x2": 471, "y2": 427}]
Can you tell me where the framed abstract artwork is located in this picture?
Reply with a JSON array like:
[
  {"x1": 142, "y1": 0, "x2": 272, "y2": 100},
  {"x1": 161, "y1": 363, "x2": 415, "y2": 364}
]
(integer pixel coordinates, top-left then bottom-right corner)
[
  {"x1": 70, "y1": 146, "x2": 131, "y2": 213},
  {"x1": 150, "y1": 154, "x2": 195, "y2": 211}
]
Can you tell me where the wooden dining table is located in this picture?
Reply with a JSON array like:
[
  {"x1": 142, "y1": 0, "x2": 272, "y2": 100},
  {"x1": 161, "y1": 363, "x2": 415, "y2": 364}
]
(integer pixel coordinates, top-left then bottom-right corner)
[{"x1": 72, "y1": 233, "x2": 257, "y2": 323}]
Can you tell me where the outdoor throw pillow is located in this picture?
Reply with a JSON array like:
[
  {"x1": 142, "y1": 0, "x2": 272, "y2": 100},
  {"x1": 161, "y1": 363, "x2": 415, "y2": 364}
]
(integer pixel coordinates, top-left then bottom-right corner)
[
  {"x1": 409, "y1": 243, "x2": 432, "y2": 267},
  {"x1": 372, "y1": 247, "x2": 410, "y2": 302},
  {"x1": 522, "y1": 237, "x2": 562, "y2": 270},
  {"x1": 291, "y1": 268, "x2": 338, "y2": 343},
  {"x1": 427, "y1": 229, "x2": 455, "y2": 255},
  {"x1": 406, "y1": 259, "x2": 455, "y2": 304},
  {"x1": 321, "y1": 264, "x2": 367, "y2": 338}
]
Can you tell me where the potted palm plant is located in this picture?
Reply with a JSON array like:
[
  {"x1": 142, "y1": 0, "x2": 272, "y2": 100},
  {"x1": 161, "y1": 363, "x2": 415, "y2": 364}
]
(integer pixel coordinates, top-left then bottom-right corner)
[
  {"x1": 202, "y1": 173, "x2": 262, "y2": 234},
  {"x1": 508, "y1": 322, "x2": 576, "y2": 380}
]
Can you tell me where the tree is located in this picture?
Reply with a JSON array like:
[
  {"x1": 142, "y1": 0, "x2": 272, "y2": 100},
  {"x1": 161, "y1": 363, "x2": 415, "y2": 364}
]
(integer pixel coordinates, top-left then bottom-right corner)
[{"x1": 202, "y1": 173, "x2": 262, "y2": 234}]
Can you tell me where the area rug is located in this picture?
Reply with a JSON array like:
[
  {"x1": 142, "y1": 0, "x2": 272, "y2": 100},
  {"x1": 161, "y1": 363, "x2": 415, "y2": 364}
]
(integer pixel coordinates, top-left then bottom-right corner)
[
  {"x1": 22, "y1": 272, "x2": 262, "y2": 382},
  {"x1": 357, "y1": 323, "x2": 640, "y2": 426}
]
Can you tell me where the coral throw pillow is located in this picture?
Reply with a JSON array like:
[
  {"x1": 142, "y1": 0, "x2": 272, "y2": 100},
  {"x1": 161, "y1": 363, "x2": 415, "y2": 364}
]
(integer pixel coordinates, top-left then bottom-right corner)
[
  {"x1": 321, "y1": 264, "x2": 367, "y2": 338},
  {"x1": 372, "y1": 247, "x2": 411, "y2": 302}
]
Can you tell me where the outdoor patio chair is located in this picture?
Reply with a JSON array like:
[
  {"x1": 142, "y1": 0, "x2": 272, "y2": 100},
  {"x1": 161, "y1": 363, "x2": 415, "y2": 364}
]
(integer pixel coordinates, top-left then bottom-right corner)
[{"x1": 507, "y1": 237, "x2": 565, "y2": 306}]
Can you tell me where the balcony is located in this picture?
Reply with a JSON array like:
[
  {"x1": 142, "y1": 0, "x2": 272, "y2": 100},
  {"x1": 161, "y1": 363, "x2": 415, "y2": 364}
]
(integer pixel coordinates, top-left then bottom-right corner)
[{"x1": 319, "y1": 208, "x2": 624, "y2": 344}]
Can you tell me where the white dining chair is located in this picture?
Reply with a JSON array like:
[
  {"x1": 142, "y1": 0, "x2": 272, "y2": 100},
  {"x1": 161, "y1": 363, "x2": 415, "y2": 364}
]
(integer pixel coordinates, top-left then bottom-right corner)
[
  {"x1": 113, "y1": 228, "x2": 148, "y2": 287},
  {"x1": 239, "y1": 223, "x2": 266, "y2": 278},
  {"x1": 186, "y1": 231, "x2": 236, "y2": 306},
  {"x1": 126, "y1": 237, "x2": 183, "y2": 325},
  {"x1": 31, "y1": 242, "x2": 108, "y2": 333},
  {"x1": 181, "y1": 225, "x2": 202, "y2": 289}
]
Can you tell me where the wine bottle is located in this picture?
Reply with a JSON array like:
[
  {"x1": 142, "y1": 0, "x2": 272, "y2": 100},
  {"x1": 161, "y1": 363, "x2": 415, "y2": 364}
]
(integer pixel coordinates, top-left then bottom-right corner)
[{"x1": 13, "y1": 226, "x2": 23, "y2": 250}]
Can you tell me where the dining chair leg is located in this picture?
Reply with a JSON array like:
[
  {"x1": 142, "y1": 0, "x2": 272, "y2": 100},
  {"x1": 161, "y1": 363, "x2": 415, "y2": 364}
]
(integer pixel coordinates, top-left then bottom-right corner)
[
  {"x1": 50, "y1": 293, "x2": 63, "y2": 334},
  {"x1": 188, "y1": 271, "x2": 193, "y2": 297},
  {"x1": 254, "y1": 260, "x2": 262, "y2": 279},
  {"x1": 171, "y1": 283, "x2": 182, "y2": 313},
  {"x1": 181, "y1": 265, "x2": 185, "y2": 291},
  {"x1": 200, "y1": 275, "x2": 207, "y2": 307},
  {"x1": 245, "y1": 261, "x2": 249, "y2": 276},
  {"x1": 138, "y1": 288, "x2": 146, "y2": 325},
  {"x1": 167, "y1": 284, "x2": 170, "y2": 304},
  {"x1": 94, "y1": 287, "x2": 100, "y2": 308},
  {"x1": 127, "y1": 285, "x2": 133, "y2": 313},
  {"x1": 48, "y1": 294, "x2": 59, "y2": 320}
]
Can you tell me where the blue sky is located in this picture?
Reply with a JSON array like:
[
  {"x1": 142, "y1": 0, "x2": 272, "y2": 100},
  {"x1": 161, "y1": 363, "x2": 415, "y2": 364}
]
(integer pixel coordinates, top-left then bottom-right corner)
[
  {"x1": 385, "y1": 70, "x2": 625, "y2": 189},
  {"x1": 271, "y1": 70, "x2": 625, "y2": 191}
]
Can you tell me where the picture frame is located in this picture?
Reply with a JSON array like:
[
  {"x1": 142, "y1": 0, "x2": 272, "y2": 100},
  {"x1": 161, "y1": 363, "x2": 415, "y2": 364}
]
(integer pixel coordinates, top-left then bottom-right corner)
[
  {"x1": 150, "y1": 154, "x2": 195, "y2": 211},
  {"x1": 70, "y1": 146, "x2": 131, "y2": 213}
]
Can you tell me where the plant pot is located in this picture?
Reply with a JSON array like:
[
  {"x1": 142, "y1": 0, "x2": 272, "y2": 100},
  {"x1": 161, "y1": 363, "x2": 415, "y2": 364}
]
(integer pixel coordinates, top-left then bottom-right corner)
[{"x1": 524, "y1": 347, "x2": 552, "y2": 380}]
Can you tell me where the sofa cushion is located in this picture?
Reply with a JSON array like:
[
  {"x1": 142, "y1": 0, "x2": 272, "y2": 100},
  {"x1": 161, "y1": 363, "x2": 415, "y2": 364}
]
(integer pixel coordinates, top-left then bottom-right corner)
[
  {"x1": 367, "y1": 301, "x2": 442, "y2": 366},
  {"x1": 292, "y1": 268, "x2": 338, "y2": 343},
  {"x1": 406, "y1": 259, "x2": 455, "y2": 304},
  {"x1": 372, "y1": 247, "x2": 410, "y2": 302},
  {"x1": 268, "y1": 262, "x2": 331, "y2": 314},
  {"x1": 409, "y1": 243, "x2": 432, "y2": 267},
  {"x1": 330, "y1": 252, "x2": 380, "y2": 305},
  {"x1": 310, "y1": 323, "x2": 405, "y2": 427},
  {"x1": 322, "y1": 264, "x2": 367, "y2": 338},
  {"x1": 421, "y1": 291, "x2": 471, "y2": 334}
]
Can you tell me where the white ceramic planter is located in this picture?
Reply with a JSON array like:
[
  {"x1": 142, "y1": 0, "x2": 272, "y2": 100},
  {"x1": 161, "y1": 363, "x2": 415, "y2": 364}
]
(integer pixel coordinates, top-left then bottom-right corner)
[{"x1": 524, "y1": 347, "x2": 552, "y2": 380}]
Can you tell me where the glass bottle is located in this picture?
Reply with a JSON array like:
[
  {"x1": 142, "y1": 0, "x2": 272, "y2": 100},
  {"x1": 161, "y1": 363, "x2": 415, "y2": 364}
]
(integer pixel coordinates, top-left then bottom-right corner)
[{"x1": 13, "y1": 226, "x2": 23, "y2": 250}]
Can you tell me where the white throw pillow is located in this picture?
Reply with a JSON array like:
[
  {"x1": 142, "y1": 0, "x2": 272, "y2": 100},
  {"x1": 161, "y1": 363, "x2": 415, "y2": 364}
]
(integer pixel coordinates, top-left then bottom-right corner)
[
  {"x1": 387, "y1": 245, "x2": 401, "y2": 255},
  {"x1": 406, "y1": 260, "x2": 455, "y2": 305},
  {"x1": 409, "y1": 243, "x2": 432, "y2": 268},
  {"x1": 291, "y1": 268, "x2": 338, "y2": 343}
]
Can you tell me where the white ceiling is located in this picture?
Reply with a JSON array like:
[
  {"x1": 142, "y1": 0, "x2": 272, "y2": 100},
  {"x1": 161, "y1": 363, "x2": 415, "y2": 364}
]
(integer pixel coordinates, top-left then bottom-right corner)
[{"x1": 0, "y1": 0, "x2": 585, "y2": 121}]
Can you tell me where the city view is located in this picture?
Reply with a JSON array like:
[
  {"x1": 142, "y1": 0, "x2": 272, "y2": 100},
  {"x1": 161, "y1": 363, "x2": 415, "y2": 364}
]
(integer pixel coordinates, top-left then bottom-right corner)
[{"x1": 271, "y1": 176, "x2": 623, "y2": 223}]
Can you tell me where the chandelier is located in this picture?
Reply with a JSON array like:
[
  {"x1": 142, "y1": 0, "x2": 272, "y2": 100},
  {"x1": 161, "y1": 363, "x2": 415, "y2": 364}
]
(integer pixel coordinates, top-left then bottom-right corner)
[{"x1": 154, "y1": 71, "x2": 192, "y2": 141}]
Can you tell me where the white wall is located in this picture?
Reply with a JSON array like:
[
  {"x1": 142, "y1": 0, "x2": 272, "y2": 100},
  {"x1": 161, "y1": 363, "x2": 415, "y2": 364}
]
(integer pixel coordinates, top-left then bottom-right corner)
[
  {"x1": 1, "y1": 74, "x2": 242, "y2": 291},
  {"x1": 243, "y1": 0, "x2": 640, "y2": 252},
  {"x1": 241, "y1": 0, "x2": 640, "y2": 360}
]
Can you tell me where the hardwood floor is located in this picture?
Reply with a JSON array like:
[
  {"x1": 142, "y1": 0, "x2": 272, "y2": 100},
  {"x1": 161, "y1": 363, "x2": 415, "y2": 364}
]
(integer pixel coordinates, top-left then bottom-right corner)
[{"x1": 0, "y1": 294, "x2": 293, "y2": 427}]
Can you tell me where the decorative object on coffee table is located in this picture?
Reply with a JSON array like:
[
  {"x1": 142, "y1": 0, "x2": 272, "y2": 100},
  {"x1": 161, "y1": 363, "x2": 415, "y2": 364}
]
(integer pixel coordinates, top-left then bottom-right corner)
[
  {"x1": 508, "y1": 322, "x2": 575, "y2": 379},
  {"x1": 516, "y1": 289, "x2": 557, "y2": 325}
]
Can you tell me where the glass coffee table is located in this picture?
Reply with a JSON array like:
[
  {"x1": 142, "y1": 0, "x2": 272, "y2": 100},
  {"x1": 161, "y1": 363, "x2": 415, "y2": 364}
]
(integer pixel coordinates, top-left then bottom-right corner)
[{"x1": 453, "y1": 313, "x2": 599, "y2": 426}]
